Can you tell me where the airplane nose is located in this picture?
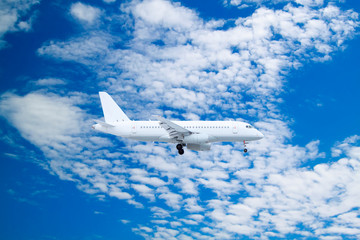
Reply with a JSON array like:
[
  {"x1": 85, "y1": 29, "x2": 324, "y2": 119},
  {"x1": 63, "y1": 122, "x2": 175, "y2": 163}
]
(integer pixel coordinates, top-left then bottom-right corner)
[{"x1": 257, "y1": 130, "x2": 264, "y2": 139}]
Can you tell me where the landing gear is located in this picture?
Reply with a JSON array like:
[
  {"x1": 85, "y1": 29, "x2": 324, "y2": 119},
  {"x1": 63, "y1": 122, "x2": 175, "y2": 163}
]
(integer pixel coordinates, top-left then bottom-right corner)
[
  {"x1": 176, "y1": 143, "x2": 185, "y2": 155},
  {"x1": 243, "y1": 140, "x2": 247, "y2": 153}
]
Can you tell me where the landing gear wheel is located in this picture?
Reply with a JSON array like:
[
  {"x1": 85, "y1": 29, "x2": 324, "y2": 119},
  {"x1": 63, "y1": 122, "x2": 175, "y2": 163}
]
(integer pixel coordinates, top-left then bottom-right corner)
[
  {"x1": 178, "y1": 148, "x2": 184, "y2": 155},
  {"x1": 244, "y1": 148, "x2": 248, "y2": 153},
  {"x1": 176, "y1": 144, "x2": 183, "y2": 150}
]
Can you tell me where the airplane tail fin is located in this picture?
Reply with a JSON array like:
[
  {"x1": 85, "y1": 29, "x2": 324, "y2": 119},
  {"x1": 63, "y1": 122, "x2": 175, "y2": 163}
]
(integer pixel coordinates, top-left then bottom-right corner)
[{"x1": 99, "y1": 92, "x2": 131, "y2": 123}]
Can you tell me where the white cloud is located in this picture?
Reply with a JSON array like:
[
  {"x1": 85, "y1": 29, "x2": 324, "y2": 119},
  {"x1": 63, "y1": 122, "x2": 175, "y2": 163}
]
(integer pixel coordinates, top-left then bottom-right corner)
[
  {"x1": 38, "y1": 32, "x2": 114, "y2": 64},
  {"x1": 188, "y1": 214, "x2": 204, "y2": 221},
  {"x1": 151, "y1": 207, "x2": 171, "y2": 218},
  {"x1": 35, "y1": 78, "x2": 66, "y2": 86},
  {"x1": 183, "y1": 197, "x2": 205, "y2": 213},
  {"x1": 120, "y1": 219, "x2": 130, "y2": 224},
  {"x1": 159, "y1": 189, "x2": 183, "y2": 210},
  {"x1": 0, "y1": 0, "x2": 39, "y2": 49},
  {"x1": 0, "y1": 91, "x2": 134, "y2": 200},
  {"x1": 224, "y1": 0, "x2": 326, "y2": 8},
  {"x1": 132, "y1": 184, "x2": 155, "y2": 201},
  {"x1": 331, "y1": 135, "x2": 360, "y2": 158},
  {"x1": 177, "y1": 178, "x2": 198, "y2": 195},
  {"x1": 133, "y1": 0, "x2": 199, "y2": 30},
  {"x1": 0, "y1": 92, "x2": 83, "y2": 147},
  {"x1": 139, "y1": 226, "x2": 153, "y2": 233},
  {"x1": 109, "y1": 189, "x2": 132, "y2": 200},
  {"x1": 129, "y1": 168, "x2": 167, "y2": 187},
  {"x1": 70, "y1": 2, "x2": 101, "y2": 25}
]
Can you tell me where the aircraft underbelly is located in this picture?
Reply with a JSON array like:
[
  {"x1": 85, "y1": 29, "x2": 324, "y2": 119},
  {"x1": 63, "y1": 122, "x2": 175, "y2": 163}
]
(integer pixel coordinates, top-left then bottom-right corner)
[
  {"x1": 213, "y1": 136, "x2": 241, "y2": 142},
  {"x1": 126, "y1": 132, "x2": 258, "y2": 143},
  {"x1": 129, "y1": 135, "x2": 160, "y2": 141}
]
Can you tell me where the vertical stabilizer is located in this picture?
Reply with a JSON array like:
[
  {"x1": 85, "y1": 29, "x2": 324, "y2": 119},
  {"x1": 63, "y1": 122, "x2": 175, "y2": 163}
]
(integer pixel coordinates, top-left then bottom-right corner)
[{"x1": 99, "y1": 92, "x2": 130, "y2": 123}]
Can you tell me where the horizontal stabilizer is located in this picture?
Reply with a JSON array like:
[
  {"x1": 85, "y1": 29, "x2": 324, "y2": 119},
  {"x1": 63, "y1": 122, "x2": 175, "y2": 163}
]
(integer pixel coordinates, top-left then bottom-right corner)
[{"x1": 94, "y1": 119, "x2": 115, "y2": 128}]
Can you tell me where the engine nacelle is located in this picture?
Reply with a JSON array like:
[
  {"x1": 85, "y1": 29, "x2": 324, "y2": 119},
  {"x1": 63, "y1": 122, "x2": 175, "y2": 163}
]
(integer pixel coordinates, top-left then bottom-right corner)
[
  {"x1": 187, "y1": 143, "x2": 211, "y2": 151},
  {"x1": 183, "y1": 133, "x2": 209, "y2": 144}
]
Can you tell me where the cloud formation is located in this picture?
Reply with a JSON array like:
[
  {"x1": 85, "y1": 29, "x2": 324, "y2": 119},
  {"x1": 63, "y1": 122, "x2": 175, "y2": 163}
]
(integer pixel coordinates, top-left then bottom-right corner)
[
  {"x1": 1, "y1": 0, "x2": 360, "y2": 239},
  {"x1": 39, "y1": 1, "x2": 358, "y2": 121},
  {"x1": 0, "y1": 0, "x2": 39, "y2": 48},
  {"x1": 0, "y1": 92, "x2": 83, "y2": 148},
  {"x1": 70, "y1": 2, "x2": 101, "y2": 25},
  {"x1": 224, "y1": 0, "x2": 328, "y2": 8}
]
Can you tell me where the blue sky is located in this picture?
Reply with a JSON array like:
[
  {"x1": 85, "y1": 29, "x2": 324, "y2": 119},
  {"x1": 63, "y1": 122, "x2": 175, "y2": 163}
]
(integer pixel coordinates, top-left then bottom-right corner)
[{"x1": 1, "y1": 0, "x2": 360, "y2": 239}]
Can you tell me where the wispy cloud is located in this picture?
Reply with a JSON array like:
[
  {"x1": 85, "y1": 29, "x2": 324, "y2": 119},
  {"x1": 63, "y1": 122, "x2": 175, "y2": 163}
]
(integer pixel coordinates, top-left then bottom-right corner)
[
  {"x1": 224, "y1": 0, "x2": 332, "y2": 8},
  {"x1": 34, "y1": 78, "x2": 67, "y2": 86},
  {"x1": 0, "y1": 0, "x2": 39, "y2": 49}
]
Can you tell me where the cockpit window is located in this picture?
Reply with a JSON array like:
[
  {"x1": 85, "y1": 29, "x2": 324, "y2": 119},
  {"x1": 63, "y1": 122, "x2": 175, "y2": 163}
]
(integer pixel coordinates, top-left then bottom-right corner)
[{"x1": 246, "y1": 125, "x2": 253, "y2": 128}]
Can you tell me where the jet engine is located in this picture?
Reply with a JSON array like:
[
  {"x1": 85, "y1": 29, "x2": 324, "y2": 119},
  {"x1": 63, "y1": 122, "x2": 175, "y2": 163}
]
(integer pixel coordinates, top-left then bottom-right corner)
[
  {"x1": 187, "y1": 143, "x2": 211, "y2": 151},
  {"x1": 183, "y1": 133, "x2": 209, "y2": 144}
]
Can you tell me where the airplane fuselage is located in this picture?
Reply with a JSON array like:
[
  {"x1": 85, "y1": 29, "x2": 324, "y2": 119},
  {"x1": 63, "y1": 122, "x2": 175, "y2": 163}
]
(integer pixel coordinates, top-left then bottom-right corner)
[{"x1": 93, "y1": 120, "x2": 263, "y2": 143}]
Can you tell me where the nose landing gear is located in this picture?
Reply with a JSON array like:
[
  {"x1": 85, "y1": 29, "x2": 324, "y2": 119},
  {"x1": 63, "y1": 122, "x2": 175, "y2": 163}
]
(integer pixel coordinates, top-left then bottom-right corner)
[
  {"x1": 176, "y1": 143, "x2": 185, "y2": 155},
  {"x1": 243, "y1": 140, "x2": 247, "y2": 153}
]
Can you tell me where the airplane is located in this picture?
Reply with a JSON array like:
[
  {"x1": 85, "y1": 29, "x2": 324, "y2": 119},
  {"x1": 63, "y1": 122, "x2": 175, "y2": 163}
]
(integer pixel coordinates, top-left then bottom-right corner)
[{"x1": 92, "y1": 92, "x2": 264, "y2": 155}]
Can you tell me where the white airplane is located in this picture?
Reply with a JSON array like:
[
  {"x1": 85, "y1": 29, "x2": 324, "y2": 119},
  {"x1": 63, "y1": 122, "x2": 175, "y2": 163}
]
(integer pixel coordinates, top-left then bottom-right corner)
[{"x1": 92, "y1": 92, "x2": 264, "y2": 155}]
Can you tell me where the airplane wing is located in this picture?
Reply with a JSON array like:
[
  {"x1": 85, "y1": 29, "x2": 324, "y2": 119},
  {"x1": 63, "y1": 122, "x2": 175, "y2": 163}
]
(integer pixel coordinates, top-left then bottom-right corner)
[{"x1": 155, "y1": 116, "x2": 192, "y2": 141}]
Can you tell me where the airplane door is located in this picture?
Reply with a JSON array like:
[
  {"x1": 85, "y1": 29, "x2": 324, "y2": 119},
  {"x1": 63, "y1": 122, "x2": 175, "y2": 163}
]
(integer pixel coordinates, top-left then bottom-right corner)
[
  {"x1": 232, "y1": 123, "x2": 238, "y2": 134},
  {"x1": 131, "y1": 123, "x2": 136, "y2": 134}
]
